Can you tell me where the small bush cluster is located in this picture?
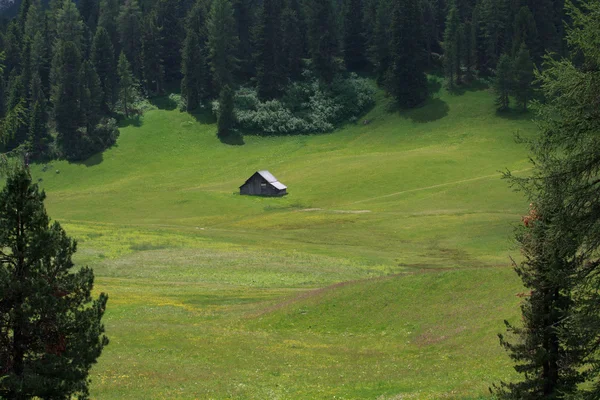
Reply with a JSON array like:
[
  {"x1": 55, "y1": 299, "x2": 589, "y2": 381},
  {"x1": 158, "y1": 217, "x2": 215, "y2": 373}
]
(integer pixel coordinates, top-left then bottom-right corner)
[
  {"x1": 59, "y1": 118, "x2": 120, "y2": 161},
  {"x1": 213, "y1": 72, "x2": 375, "y2": 135}
]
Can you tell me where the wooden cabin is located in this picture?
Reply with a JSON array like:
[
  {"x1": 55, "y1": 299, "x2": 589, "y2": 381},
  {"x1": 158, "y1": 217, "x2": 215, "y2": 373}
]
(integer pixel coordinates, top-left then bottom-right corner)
[{"x1": 240, "y1": 171, "x2": 287, "y2": 197}]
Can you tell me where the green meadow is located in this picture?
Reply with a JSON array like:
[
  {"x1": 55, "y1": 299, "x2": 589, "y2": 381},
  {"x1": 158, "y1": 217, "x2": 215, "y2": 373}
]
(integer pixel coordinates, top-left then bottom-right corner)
[{"x1": 29, "y1": 82, "x2": 535, "y2": 399}]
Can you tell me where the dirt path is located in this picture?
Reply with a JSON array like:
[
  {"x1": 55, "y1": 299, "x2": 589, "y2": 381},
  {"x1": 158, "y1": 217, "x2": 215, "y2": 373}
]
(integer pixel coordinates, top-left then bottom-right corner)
[{"x1": 350, "y1": 168, "x2": 531, "y2": 205}]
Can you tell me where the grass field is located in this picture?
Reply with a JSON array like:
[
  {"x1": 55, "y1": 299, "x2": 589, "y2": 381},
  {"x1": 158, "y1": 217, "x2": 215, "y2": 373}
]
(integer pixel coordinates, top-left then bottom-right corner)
[{"x1": 28, "y1": 81, "x2": 535, "y2": 399}]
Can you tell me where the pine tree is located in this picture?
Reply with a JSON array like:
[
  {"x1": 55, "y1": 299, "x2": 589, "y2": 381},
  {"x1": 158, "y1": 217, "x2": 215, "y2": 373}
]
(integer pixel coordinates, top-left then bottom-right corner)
[
  {"x1": 207, "y1": 0, "x2": 238, "y2": 91},
  {"x1": 255, "y1": 0, "x2": 284, "y2": 100},
  {"x1": 386, "y1": 0, "x2": 428, "y2": 108},
  {"x1": 512, "y1": 42, "x2": 534, "y2": 111},
  {"x1": 141, "y1": 13, "x2": 164, "y2": 95},
  {"x1": 28, "y1": 99, "x2": 49, "y2": 158},
  {"x1": 280, "y1": 0, "x2": 303, "y2": 80},
  {"x1": 370, "y1": 0, "x2": 392, "y2": 84},
  {"x1": 79, "y1": 0, "x2": 99, "y2": 31},
  {"x1": 306, "y1": 0, "x2": 340, "y2": 83},
  {"x1": 0, "y1": 167, "x2": 108, "y2": 399},
  {"x1": 79, "y1": 60, "x2": 103, "y2": 129},
  {"x1": 155, "y1": 0, "x2": 184, "y2": 81},
  {"x1": 117, "y1": 0, "x2": 143, "y2": 80},
  {"x1": 98, "y1": 0, "x2": 120, "y2": 52},
  {"x1": 181, "y1": 30, "x2": 206, "y2": 110},
  {"x1": 232, "y1": 0, "x2": 254, "y2": 81},
  {"x1": 52, "y1": 40, "x2": 82, "y2": 158},
  {"x1": 91, "y1": 26, "x2": 116, "y2": 112},
  {"x1": 512, "y1": 6, "x2": 540, "y2": 59},
  {"x1": 217, "y1": 84, "x2": 235, "y2": 138},
  {"x1": 494, "y1": 53, "x2": 512, "y2": 111},
  {"x1": 117, "y1": 51, "x2": 135, "y2": 118},
  {"x1": 343, "y1": 0, "x2": 367, "y2": 71},
  {"x1": 54, "y1": 0, "x2": 84, "y2": 51},
  {"x1": 443, "y1": 3, "x2": 460, "y2": 87}
]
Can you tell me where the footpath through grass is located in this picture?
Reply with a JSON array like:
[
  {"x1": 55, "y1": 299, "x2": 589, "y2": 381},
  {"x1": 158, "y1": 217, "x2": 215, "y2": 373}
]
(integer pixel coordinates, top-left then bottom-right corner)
[{"x1": 29, "y1": 81, "x2": 534, "y2": 399}]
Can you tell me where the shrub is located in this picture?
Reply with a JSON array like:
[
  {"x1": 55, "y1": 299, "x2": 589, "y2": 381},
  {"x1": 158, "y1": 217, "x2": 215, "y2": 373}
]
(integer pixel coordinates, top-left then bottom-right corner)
[{"x1": 214, "y1": 72, "x2": 375, "y2": 135}]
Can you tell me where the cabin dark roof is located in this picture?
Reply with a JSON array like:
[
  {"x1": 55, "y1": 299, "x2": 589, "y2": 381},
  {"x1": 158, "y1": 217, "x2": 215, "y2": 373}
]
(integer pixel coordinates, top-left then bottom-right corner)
[{"x1": 241, "y1": 170, "x2": 287, "y2": 189}]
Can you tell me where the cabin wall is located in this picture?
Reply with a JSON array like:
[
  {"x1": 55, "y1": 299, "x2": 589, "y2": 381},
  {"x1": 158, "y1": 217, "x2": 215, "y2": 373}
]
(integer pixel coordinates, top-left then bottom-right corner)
[{"x1": 240, "y1": 175, "x2": 286, "y2": 196}]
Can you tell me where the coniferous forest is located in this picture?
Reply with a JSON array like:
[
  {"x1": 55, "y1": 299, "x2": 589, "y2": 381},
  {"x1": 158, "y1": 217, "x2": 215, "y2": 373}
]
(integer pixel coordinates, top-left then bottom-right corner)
[{"x1": 0, "y1": 0, "x2": 568, "y2": 160}]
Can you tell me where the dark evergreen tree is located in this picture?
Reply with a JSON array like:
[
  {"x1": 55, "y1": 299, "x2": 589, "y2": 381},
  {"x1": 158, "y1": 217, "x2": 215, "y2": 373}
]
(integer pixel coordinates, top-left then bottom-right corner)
[
  {"x1": 98, "y1": 0, "x2": 120, "y2": 53},
  {"x1": 443, "y1": 2, "x2": 460, "y2": 86},
  {"x1": 181, "y1": 28, "x2": 207, "y2": 110},
  {"x1": 155, "y1": 0, "x2": 184, "y2": 81},
  {"x1": 386, "y1": 0, "x2": 428, "y2": 108},
  {"x1": 512, "y1": 6, "x2": 539, "y2": 58},
  {"x1": 28, "y1": 72, "x2": 49, "y2": 157},
  {"x1": 79, "y1": 59, "x2": 103, "y2": 129},
  {"x1": 207, "y1": 0, "x2": 238, "y2": 91},
  {"x1": 79, "y1": 0, "x2": 99, "y2": 31},
  {"x1": 512, "y1": 42, "x2": 534, "y2": 111},
  {"x1": 280, "y1": 0, "x2": 303, "y2": 80},
  {"x1": 91, "y1": 26, "x2": 116, "y2": 112},
  {"x1": 181, "y1": 0, "x2": 211, "y2": 106},
  {"x1": 370, "y1": 0, "x2": 392, "y2": 84},
  {"x1": 217, "y1": 84, "x2": 235, "y2": 138},
  {"x1": 306, "y1": 0, "x2": 341, "y2": 83},
  {"x1": 343, "y1": 0, "x2": 367, "y2": 71},
  {"x1": 54, "y1": 0, "x2": 84, "y2": 51},
  {"x1": 255, "y1": 0, "x2": 284, "y2": 100},
  {"x1": 494, "y1": 53, "x2": 512, "y2": 111},
  {"x1": 141, "y1": 13, "x2": 164, "y2": 94},
  {"x1": 117, "y1": 51, "x2": 135, "y2": 118},
  {"x1": 0, "y1": 167, "x2": 108, "y2": 399},
  {"x1": 232, "y1": 0, "x2": 254, "y2": 81},
  {"x1": 117, "y1": 0, "x2": 143, "y2": 80},
  {"x1": 480, "y1": 0, "x2": 510, "y2": 70},
  {"x1": 52, "y1": 41, "x2": 82, "y2": 158}
]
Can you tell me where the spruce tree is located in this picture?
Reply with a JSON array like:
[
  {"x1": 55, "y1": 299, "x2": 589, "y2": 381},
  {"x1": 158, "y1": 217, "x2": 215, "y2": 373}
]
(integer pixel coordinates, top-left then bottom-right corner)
[
  {"x1": 141, "y1": 13, "x2": 164, "y2": 94},
  {"x1": 343, "y1": 0, "x2": 367, "y2": 71},
  {"x1": 370, "y1": 0, "x2": 392, "y2": 84},
  {"x1": 28, "y1": 73, "x2": 49, "y2": 157},
  {"x1": 232, "y1": 0, "x2": 254, "y2": 81},
  {"x1": 181, "y1": 29, "x2": 206, "y2": 110},
  {"x1": 217, "y1": 84, "x2": 235, "y2": 138},
  {"x1": 52, "y1": 41, "x2": 82, "y2": 158},
  {"x1": 281, "y1": 0, "x2": 303, "y2": 80},
  {"x1": 117, "y1": 51, "x2": 135, "y2": 118},
  {"x1": 306, "y1": 0, "x2": 340, "y2": 83},
  {"x1": 54, "y1": 0, "x2": 84, "y2": 52},
  {"x1": 443, "y1": 3, "x2": 460, "y2": 87},
  {"x1": 495, "y1": 4, "x2": 600, "y2": 397},
  {"x1": 494, "y1": 53, "x2": 512, "y2": 111},
  {"x1": 79, "y1": 0, "x2": 99, "y2": 31},
  {"x1": 91, "y1": 26, "x2": 116, "y2": 112},
  {"x1": 386, "y1": 0, "x2": 428, "y2": 108},
  {"x1": 255, "y1": 0, "x2": 284, "y2": 100},
  {"x1": 0, "y1": 167, "x2": 108, "y2": 399},
  {"x1": 155, "y1": 0, "x2": 184, "y2": 81},
  {"x1": 117, "y1": 0, "x2": 143, "y2": 80},
  {"x1": 98, "y1": 0, "x2": 120, "y2": 53},
  {"x1": 512, "y1": 6, "x2": 539, "y2": 58},
  {"x1": 513, "y1": 42, "x2": 534, "y2": 111},
  {"x1": 79, "y1": 60, "x2": 103, "y2": 129},
  {"x1": 207, "y1": 0, "x2": 238, "y2": 91}
]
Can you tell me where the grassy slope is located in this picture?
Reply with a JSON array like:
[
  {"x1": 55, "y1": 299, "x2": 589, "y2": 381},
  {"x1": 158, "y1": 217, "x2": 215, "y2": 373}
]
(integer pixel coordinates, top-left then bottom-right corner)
[{"x1": 29, "y1": 83, "x2": 534, "y2": 399}]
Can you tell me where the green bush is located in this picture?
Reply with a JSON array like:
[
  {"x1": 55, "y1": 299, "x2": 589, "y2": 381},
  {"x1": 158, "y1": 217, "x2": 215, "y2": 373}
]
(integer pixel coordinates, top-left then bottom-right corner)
[{"x1": 213, "y1": 72, "x2": 375, "y2": 135}]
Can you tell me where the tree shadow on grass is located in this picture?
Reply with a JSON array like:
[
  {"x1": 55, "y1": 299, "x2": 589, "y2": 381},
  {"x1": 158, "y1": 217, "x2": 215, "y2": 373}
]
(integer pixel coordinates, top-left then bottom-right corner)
[
  {"x1": 219, "y1": 130, "x2": 245, "y2": 146},
  {"x1": 191, "y1": 108, "x2": 217, "y2": 125},
  {"x1": 397, "y1": 97, "x2": 450, "y2": 123},
  {"x1": 447, "y1": 79, "x2": 491, "y2": 95},
  {"x1": 118, "y1": 114, "x2": 143, "y2": 128},
  {"x1": 150, "y1": 95, "x2": 178, "y2": 111},
  {"x1": 496, "y1": 108, "x2": 534, "y2": 121},
  {"x1": 71, "y1": 151, "x2": 105, "y2": 167}
]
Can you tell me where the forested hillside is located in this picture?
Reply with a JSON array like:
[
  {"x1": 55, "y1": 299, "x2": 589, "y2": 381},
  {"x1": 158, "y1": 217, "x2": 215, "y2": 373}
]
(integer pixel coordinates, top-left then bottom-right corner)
[{"x1": 1, "y1": 0, "x2": 566, "y2": 160}]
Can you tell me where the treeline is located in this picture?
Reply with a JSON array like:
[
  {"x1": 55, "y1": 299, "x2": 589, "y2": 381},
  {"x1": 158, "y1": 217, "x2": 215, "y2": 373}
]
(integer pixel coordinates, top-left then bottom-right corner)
[{"x1": 0, "y1": 0, "x2": 570, "y2": 158}]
